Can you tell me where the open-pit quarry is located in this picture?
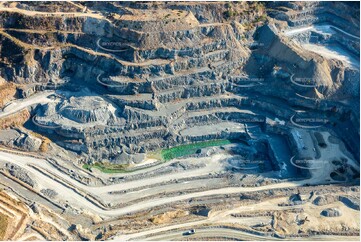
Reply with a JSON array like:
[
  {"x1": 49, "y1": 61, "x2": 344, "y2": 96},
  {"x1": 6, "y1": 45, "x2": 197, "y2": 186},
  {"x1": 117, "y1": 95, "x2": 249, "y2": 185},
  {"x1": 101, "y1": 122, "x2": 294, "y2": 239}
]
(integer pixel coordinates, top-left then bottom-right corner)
[{"x1": 0, "y1": 1, "x2": 360, "y2": 241}]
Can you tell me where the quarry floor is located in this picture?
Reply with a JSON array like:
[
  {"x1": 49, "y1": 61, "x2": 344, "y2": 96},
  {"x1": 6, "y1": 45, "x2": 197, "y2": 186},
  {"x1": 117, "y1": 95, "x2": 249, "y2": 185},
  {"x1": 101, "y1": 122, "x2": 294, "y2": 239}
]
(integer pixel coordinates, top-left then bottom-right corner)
[{"x1": 0, "y1": 126, "x2": 359, "y2": 240}]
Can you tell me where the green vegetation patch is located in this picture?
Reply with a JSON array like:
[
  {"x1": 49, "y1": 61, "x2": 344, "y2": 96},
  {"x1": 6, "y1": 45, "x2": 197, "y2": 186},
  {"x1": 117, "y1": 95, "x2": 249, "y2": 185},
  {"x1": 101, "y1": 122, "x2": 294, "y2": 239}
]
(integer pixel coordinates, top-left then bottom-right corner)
[
  {"x1": 223, "y1": 9, "x2": 238, "y2": 19},
  {"x1": 83, "y1": 162, "x2": 130, "y2": 174},
  {"x1": 83, "y1": 139, "x2": 236, "y2": 173},
  {"x1": 161, "y1": 139, "x2": 234, "y2": 161}
]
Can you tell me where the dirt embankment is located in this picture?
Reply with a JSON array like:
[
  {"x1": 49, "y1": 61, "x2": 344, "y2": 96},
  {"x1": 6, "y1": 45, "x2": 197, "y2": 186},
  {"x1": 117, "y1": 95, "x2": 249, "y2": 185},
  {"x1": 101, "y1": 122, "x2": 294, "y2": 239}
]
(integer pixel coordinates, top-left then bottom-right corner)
[
  {"x1": 150, "y1": 210, "x2": 189, "y2": 224},
  {"x1": 0, "y1": 109, "x2": 30, "y2": 129},
  {"x1": 0, "y1": 82, "x2": 16, "y2": 108},
  {"x1": 0, "y1": 190, "x2": 77, "y2": 241},
  {"x1": 0, "y1": 212, "x2": 8, "y2": 240},
  {"x1": 0, "y1": 190, "x2": 29, "y2": 240}
]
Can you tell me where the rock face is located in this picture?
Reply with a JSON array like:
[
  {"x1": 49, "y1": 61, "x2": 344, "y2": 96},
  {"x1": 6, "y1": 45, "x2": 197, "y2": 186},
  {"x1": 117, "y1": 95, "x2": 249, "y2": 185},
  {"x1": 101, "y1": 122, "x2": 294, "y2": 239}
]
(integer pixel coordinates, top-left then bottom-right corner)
[
  {"x1": 19, "y1": 135, "x2": 42, "y2": 152},
  {"x1": 60, "y1": 96, "x2": 117, "y2": 124},
  {"x1": 0, "y1": 129, "x2": 43, "y2": 152},
  {"x1": 0, "y1": 2, "x2": 359, "y2": 166}
]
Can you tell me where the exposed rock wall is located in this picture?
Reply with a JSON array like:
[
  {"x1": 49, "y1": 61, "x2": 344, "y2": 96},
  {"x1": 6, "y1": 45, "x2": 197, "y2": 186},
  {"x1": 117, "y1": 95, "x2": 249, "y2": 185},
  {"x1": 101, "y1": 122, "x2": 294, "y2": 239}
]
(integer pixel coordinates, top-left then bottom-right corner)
[{"x1": 0, "y1": 1, "x2": 358, "y2": 164}]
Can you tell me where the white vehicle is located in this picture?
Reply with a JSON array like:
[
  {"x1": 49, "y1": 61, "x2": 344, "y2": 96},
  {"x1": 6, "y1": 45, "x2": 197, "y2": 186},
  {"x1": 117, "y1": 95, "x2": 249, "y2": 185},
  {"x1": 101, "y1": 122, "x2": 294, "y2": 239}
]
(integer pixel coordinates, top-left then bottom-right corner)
[{"x1": 183, "y1": 229, "x2": 196, "y2": 235}]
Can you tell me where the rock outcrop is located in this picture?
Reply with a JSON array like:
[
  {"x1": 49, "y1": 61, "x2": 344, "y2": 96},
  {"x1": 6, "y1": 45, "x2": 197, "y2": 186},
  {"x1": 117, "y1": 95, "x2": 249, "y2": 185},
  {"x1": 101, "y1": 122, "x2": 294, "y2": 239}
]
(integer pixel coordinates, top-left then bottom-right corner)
[{"x1": 0, "y1": 1, "x2": 358, "y2": 166}]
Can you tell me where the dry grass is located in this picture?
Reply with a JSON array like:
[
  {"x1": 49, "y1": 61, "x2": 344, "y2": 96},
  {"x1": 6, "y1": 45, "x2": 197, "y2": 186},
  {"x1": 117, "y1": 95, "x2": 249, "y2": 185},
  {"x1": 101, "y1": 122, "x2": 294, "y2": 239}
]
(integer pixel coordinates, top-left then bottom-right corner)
[
  {"x1": 0, "y1": 190, "x2": 29, "y2": 240},
  {"x1": 150, "y1": 210, "x2": 189, "y2": 224},
  {"x1": 145, "y1": 151, "x2": 162, "y2": 161},
  {"x1": 0, "y1": 213, "x2": 8, "y2": 240},
  {"x1": 0, "y1": 109, "x2": 30, "y2": 129},
  {"x1": 0, "y1": 82, "x2": 16, "y2": 108},
  {"x1": 24, "y1": 49, "x2": 36, "y2": 67}
]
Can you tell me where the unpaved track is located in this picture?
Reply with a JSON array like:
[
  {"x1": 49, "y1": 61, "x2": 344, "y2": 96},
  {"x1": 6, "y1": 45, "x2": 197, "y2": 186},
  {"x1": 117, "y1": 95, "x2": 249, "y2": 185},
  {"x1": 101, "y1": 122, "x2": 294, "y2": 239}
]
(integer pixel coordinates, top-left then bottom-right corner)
[
  {"x1": 118, "y1": 196, "x2": 360, "y2": 241},
  {"x1": 0, "y1": 150, "x2": 314, "y2": 218},
  {"x1": 0, "y1": 91, "x2": 55, "y2": 119},
  {"x1": 140, "y1": 228, "x2": 278, "y2": 241},
  {"x1": 284, "y1": 24, "x2": 359, "y2": 40},
  {"x1": 0, "y1": 7, "x2": 104, "y2": 19},
  {"x1": 141, "y1": 228, "x2": 360, "y2": 242}
]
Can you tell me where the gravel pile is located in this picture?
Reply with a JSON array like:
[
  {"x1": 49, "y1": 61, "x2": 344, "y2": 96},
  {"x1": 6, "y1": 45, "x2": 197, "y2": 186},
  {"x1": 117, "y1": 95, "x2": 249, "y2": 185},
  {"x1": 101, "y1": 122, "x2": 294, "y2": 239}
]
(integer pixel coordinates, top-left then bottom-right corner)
[
  {"x1": 4, "y1": 163, "x2": 37, "y2": 188},
  {"x1": 321, "y1": 208, "x2": 342, "y2": 217}
]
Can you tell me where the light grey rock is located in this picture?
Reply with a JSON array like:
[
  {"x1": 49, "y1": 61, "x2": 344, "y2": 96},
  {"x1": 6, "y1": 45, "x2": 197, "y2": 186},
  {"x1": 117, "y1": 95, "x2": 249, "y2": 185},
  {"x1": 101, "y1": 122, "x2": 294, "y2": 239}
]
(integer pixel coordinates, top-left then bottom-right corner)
[
  {"x1": 1, "y1": 1, "x2": 357, "y2": 168},
  {"x1": 313, "y1": 195, "x2": 337, "y2": 206},
  {"x1": 0, "y1": 130, "x2": 41, "y2": 152},
  {"x1": 21, "y1": 135, "x2": 42, "y2": 152},
  {"x1": 40, "y1": 188, "x2": 58, "y2": 199},
  {"x1": 0, "y1": 129, "x2": 21, "y2": 143},
  {"x1": 4, "y1": 163, "x2": 37, "y2": 188}
]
